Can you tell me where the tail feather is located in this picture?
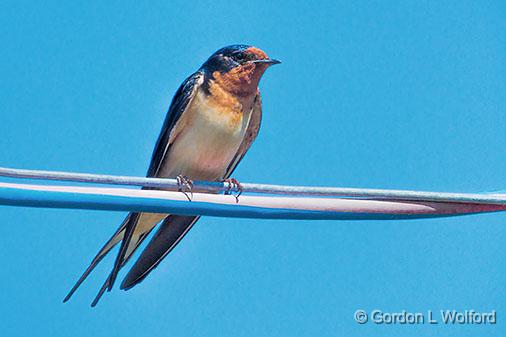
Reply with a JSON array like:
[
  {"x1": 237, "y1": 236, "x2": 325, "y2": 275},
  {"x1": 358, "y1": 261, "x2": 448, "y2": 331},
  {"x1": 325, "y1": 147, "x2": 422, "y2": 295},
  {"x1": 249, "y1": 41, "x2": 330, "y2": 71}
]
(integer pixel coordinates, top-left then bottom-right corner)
[
  {"x1": 66, "y1": 211, "x2": 201, "y2": 304},
  {"x1": 120, "y1": 215, "x2": 199, "y2": 290},
  {"x1": 64, "y1": 212, "x2": 166, "y2": 304},
  {"x1": 91, "y1": 277, "x2": 110, "y2": 307},
  {"x1": 62, "y1": 213, "x2": 132, "y2": 303},
  {"x1": 88, "y1": 227, "x2": 155, "y2": 306},
  {"x1": 123, "y1": 230, "x2": 153, "y2": 266},
  {"x1": 106, "y1": 213, "x2": 140, "y2": 291},
  {"x1": 105, "y1": 212, "x2": 168, "y2": 291},
  {"x1": 90, "y1": 212, "x2": 167, "y2": 305}
]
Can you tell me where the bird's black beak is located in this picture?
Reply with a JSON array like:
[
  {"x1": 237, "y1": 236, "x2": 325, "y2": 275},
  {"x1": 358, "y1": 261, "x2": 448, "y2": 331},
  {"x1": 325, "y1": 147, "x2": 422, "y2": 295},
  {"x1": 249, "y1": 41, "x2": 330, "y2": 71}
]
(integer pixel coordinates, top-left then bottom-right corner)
[{"x1": 253, "y1": 58, "x2": 281, "y2": 66}]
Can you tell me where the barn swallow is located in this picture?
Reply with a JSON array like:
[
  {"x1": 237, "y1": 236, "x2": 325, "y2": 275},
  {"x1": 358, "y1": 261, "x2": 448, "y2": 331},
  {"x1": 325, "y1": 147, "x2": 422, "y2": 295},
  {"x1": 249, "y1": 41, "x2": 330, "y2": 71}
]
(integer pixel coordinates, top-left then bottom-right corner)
[{"x1": 63, "y1": 45, "x2": 279, "y2": 306}]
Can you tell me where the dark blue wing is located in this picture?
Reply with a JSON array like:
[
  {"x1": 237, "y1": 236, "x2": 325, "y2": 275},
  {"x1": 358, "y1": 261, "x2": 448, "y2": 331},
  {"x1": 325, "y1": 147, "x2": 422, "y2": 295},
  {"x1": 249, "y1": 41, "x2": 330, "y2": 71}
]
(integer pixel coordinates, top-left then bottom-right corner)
[
  {"x1": 120, "y1": 215, "x2": 200, "y2": 290},
  {"x1": 147, "y1": 71, "x2": 204, "y2": 177},
  {"x1": 110, "y1": 72, "x2": 206, "y2": 292},
  {"x1": 104, "y1": 71, "x2": 205, "y2": 293},
  {"x1": 64, "y1": 71, "x2": 205, "y2": 306}
]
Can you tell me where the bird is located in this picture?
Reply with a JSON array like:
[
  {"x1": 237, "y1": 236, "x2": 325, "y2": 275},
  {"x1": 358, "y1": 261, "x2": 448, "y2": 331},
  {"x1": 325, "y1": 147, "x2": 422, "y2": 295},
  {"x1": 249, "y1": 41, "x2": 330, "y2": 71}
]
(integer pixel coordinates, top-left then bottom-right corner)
[{"x1": 63, "y1": 45, "x2": 280, "y2": 306}]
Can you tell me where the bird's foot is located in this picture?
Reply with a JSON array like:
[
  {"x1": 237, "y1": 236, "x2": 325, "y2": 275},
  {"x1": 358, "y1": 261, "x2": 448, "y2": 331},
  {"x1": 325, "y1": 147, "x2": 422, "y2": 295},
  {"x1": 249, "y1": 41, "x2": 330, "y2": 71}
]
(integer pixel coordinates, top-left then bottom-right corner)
[
  {"x1": 176, "y1": 175, "x2": 193, "y2": 201},
  {"x1": 223, "y1": 178, "x2": 243, "y2": 203}
]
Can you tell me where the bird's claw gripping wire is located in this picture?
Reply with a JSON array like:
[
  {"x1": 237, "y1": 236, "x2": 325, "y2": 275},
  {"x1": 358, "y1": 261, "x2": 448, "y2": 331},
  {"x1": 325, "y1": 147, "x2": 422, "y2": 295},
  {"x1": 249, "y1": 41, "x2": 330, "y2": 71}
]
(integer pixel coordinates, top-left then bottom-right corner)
[
  {"x1": 176, "y1": 175, "x2": 193, "y2": 201},
  {"x1": 223, "y1": 178, "x2": 243, "y2": 203}
]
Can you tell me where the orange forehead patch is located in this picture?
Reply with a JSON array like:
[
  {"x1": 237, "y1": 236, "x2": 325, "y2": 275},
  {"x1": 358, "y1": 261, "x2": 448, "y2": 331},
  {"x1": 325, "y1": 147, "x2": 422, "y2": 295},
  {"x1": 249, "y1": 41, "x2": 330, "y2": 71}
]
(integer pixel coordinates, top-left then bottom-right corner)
[{"x1": 246, "y1": 47, "x2": 268, "y2": 59}]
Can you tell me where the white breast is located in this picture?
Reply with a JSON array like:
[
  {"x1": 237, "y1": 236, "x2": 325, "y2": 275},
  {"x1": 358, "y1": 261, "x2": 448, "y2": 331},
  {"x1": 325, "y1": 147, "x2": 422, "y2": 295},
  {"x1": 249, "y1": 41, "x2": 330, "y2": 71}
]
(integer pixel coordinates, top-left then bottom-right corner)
[{"x1": 158, "y1": 91, "x2": 251, "y2": 181}]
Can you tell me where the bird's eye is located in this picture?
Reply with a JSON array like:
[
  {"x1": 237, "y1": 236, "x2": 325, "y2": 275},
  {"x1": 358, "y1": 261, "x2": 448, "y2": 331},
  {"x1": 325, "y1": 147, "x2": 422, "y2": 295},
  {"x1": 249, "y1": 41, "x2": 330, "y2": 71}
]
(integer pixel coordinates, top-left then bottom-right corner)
[{"x1": 235, "y1": 52, "x2": 246, "y2": 61}]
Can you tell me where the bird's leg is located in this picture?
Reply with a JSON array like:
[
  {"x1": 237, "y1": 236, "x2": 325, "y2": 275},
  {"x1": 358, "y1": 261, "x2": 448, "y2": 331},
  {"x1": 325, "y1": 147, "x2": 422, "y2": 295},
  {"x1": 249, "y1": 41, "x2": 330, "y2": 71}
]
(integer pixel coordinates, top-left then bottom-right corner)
[
  {"x1": 223, "y1": 178, "x2": 243, "y2": 203},
  {"x1": 176, "y1": 175, "x2": 193, "y2": 201}
]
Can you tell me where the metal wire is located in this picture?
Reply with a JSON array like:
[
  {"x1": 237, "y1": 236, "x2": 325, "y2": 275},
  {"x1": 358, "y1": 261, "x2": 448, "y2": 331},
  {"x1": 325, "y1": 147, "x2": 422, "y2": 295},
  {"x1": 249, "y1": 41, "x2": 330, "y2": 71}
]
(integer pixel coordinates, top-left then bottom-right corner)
[
  {"x1": 0, "y1": 181, "x2": 504, "y2": 220},
  {"x1": 1, "y1": 166, "x2": 506, "y2": 205}
]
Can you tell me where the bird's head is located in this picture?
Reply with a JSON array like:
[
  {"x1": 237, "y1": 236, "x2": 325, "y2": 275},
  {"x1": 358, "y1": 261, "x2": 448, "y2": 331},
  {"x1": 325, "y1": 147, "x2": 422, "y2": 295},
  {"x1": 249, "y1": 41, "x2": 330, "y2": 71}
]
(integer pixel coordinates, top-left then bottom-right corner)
[{"x1": 201, "y1": 45, "x2": 280, "y2": 96}]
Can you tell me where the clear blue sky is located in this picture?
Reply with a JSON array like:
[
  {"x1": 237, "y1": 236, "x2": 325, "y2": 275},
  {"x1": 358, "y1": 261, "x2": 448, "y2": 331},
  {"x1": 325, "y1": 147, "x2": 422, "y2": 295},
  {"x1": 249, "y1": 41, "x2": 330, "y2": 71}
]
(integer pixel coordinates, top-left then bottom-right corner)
[{"x1": 0, "y1": 1, "x2": 505, "y2": 336}]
